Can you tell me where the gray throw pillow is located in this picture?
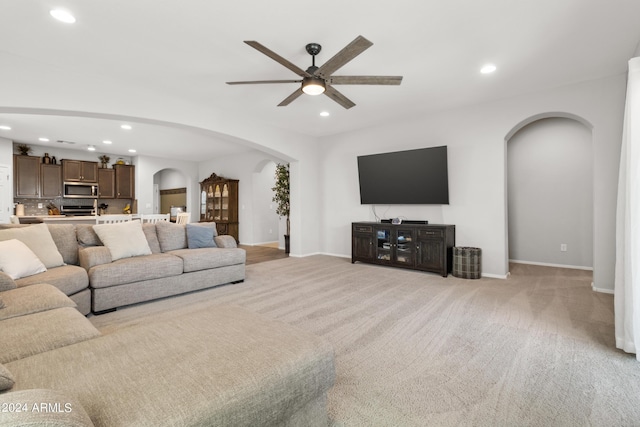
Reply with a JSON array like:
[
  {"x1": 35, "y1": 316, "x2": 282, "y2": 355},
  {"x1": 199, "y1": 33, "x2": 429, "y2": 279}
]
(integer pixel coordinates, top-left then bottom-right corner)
[{"x1": 186, "y1": 223, "x2": 217, "y2": 249}]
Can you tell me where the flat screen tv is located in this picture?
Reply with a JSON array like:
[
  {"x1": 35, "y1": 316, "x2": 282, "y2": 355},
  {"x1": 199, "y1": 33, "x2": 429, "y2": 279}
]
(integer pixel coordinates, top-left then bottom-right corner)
[{"x1": 357, "y1": 146, "x2": 449, "y2": 204}]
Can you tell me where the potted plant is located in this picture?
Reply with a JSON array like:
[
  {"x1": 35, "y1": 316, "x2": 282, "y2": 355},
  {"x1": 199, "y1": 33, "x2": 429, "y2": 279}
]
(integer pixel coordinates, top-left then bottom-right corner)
[
  {"x1": 16, "y1": 143, "x2": 32, "y2": 156},
  {"x1": 98, "y1": 155, "x2": 110, "y2": 168},
  {"x1": 272, "y1": 163, "x2": 290, "y2": 254}
]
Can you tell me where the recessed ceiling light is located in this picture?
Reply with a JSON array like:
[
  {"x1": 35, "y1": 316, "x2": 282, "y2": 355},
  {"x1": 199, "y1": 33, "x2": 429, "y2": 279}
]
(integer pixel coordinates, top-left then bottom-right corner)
[
  {"x1": 320, "y1": 111, "x2": 330, "y2": 117},
  {"x1": 0, "y1": 125, "x2": 11, "y2": 130},
  {"x1": 480, "y1": 64, "x2": 497, "y2": 74},
  {"x1": 50, "y1": 9, "x2": 76, "y2": 24},
  {"x1": 39, "y1": 137, "x2": 50, "y2": 142},
  {"x1": 87, "y1": 145, "x2": 96, "y2": 151},
  {"x1": 120, "y1": 124, "x2": 132, "y2": 130},
  {"x1": 128, "y1": 149, "x2": 136, "y2": 153},
  {"x1": 102, "y1": 140, "x2": 112, "y2": 144}
]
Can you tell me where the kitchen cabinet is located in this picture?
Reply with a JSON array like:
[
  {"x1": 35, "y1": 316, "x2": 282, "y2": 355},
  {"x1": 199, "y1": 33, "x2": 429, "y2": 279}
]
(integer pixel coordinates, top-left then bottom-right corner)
[
  {"x1": 113, "y1": 164, "x2": 134, "y2": 199},
  {"x1": 98, "y1": 168, "x2": 115, "y2": 198},
  {"x1": 62, "y1": 160, "x2": 98, "y2": 183}
]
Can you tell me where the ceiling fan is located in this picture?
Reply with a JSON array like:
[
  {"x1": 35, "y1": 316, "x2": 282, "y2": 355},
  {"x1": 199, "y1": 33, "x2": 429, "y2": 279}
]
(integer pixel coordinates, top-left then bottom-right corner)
[{"x1": 226, "y1": 35, "x2": 402, "y2": 109}]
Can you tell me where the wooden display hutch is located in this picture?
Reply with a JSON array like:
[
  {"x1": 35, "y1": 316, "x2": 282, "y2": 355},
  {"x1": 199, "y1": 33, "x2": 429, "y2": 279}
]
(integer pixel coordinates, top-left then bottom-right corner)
[
  {"x1": 200, "y1": 173, "x2": 239, "y2": 242},
  {"x1": 352, "y1": 221, "x2": 455, "y2": 277}
]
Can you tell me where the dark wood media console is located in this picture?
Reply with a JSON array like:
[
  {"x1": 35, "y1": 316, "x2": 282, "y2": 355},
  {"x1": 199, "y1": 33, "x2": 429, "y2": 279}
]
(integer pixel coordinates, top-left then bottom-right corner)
[{"x1": 352, "y1": 222, "x2": 456, "y2": 277}]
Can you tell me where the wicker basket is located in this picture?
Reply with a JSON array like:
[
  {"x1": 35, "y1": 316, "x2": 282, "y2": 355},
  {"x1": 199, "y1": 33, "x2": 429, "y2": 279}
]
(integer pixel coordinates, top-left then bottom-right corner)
[{"x1": 452, "y1": 247, "x2": 481, "y2": 279}]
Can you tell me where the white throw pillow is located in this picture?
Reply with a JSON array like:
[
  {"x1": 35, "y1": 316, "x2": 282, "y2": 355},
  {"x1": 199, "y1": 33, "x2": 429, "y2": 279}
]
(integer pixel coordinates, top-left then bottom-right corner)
[
  {"x1": 93, "y1": 221, "x2": 152, "y2": 261},
  {"x1": 0, "y1": 224, "x2": 64, "y2": 268},
  {"x1": 0, "y1": 239, "x2": 47, "y2": 279}
]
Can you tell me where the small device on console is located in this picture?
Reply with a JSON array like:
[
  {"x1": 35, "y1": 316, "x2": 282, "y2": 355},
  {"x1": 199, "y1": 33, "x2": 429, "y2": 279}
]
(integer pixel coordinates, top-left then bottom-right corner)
[{"x1": 381, "y1": 219, "x2": 429, "y2": 225}]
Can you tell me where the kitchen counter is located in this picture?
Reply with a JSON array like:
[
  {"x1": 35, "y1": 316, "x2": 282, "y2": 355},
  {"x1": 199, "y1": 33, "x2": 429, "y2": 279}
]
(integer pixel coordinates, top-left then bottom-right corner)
[{"x1": 17, "y1": 214, "x2": 140, "y2": 224}]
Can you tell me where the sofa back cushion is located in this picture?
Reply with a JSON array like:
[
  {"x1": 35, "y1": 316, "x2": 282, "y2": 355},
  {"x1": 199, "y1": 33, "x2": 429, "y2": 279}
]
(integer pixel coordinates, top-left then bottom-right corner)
[
  {"x1": 0, "y1": 223, "x2": 64, "y2": 269},
  {"x1": 46, "y1": 224, "x2": 79, "y2": 265},
  {"x1": 76, "y1": 224, "x2": 102, "y2": 247},
  {"x1": 155, "y1": 221, "x2": 187, "y2": 252},
  {"x1": 142, "y1": 223, "x2": 162, "y2": 254}
]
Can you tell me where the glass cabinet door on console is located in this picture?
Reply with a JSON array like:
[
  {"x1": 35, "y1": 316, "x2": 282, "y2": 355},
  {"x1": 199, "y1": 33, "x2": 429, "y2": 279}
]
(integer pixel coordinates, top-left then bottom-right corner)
[
  {"x1": 394, "y1": 228, "x2": 416, "y2": 266},
  {"x1": 375, "y1": 227, "x2": 392, "y2": 263}
]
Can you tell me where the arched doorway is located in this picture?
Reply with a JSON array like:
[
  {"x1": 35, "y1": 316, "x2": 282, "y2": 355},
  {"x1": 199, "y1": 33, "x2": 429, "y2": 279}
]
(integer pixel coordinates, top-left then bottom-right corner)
[
  {"x1": 153, "y1": 168, "x2": 188, "y2": 218},
  {"x1": 507, "y1": 116, "x2": 593, "y2": 270}
]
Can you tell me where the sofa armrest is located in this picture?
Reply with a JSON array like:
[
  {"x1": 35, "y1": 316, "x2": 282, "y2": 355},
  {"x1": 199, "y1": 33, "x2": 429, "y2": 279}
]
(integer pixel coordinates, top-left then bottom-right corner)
[
  {"x1": 214, "y1": 235, "x2": 237, "y2": 248},
  {"x1": 78, "y1": 246, "x2": 112, "y2": 270}
]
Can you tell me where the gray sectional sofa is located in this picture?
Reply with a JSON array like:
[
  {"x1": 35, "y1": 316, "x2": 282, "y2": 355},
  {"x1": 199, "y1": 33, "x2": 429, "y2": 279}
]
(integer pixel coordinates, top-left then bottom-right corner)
[
  {"x1": 0, "y1": 222, "x2": 336, "y2": 426},
  {"x1": 0, "y1": 283, "x2": 336, "y2": 426},
  {"x1": 0, "y1": 221, "x2": 246, "y2": 314}
]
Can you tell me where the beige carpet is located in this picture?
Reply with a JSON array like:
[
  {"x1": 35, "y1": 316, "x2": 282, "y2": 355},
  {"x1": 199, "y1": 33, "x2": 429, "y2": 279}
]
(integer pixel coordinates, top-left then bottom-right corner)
[{"x1": 90, "y1": 256, "x2": 640, "y2": 427}]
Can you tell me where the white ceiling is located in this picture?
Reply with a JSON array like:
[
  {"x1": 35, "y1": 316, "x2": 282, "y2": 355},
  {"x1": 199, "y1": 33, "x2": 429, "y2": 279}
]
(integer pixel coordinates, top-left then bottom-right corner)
[{"x1": 1, "y1": 0, "x2": 639, "y2": 162}]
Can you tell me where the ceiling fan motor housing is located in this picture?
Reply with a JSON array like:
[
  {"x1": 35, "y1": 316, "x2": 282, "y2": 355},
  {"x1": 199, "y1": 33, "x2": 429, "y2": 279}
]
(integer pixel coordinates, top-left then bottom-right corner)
[{"x1": 305, "y1": 43, "x2": 321, "y2": 56}]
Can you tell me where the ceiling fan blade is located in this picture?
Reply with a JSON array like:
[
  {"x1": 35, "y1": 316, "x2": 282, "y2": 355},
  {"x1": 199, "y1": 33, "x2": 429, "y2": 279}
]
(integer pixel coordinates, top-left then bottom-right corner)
[
  {"x1": 277, "y1": 89, "x2": 304, "y2": 107},
  {"x1": 226, "y1": 79, "x2": 302, "y2": 85},
  {"x1": 323, "y1": 85, "x2": 356, "y2": 109},
  {"x1": 244, "y1": 41, "x2": 311, "y2": 78},
  {"x1": 329, "y1": 76, "x2": 403, "y2": 85},
  {"x1": 315, "y1": 35, "x2": 373, "y2": 79}
]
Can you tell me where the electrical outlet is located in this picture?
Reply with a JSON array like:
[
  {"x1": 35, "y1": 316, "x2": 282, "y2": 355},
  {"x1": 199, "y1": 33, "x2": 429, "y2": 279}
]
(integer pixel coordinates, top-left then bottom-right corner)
[
  {"x1": 560, "y1": 244, "x2": 567, "y2": 252},
  {"x1": 38, "y1": 203, "x2": 43, "y2": 209}
]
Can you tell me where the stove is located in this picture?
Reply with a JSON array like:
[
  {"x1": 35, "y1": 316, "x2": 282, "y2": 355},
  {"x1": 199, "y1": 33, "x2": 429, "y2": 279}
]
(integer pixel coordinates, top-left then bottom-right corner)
[{"x1": 60, "y1": 204, "x2": 96, "y2": 216}]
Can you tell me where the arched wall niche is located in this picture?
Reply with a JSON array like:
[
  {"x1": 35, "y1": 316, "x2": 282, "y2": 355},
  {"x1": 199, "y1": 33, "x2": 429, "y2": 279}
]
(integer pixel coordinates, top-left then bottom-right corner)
[{"x1": 504, "y1": 112, "x2": 594, "y2": 274}]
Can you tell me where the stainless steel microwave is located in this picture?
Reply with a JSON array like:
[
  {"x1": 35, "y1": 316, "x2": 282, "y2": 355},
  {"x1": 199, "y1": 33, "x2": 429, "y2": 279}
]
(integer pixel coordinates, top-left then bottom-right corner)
[{"x1": 63, "y1": 182, "x2": 99, "y2": 198}]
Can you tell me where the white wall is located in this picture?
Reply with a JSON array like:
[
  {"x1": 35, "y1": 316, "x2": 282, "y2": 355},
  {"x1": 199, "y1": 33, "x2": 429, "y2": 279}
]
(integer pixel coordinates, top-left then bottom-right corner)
[
  {"x1": 319, "y1": 74, "x2": 625, "y2": 289},
  {"x1": 134, "y1": 155, "x2": 199, "y2": 217},
  {"x1": 156, "y1": 169, "x2": 187, "y2": 190},
  {"x1": 508, "y1": 117, "x2": 593, "y2": 268},
  {"x1": 199, "y1": 151, "x2": 283, "y2": 245}
]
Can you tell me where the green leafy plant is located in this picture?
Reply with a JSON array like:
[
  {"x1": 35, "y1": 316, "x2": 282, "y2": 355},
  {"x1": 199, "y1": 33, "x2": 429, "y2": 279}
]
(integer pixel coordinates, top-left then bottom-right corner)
[
  {"x1": 16, "y1": 143, "x2": 32, "y2": 155},
  {"x1": 271, "y1": 163, "x2": 290, "y2": 236}
]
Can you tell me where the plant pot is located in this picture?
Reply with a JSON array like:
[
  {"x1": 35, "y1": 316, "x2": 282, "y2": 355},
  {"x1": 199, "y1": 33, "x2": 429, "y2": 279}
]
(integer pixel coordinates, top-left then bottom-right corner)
[{"x1": 284, "y1": 235, "x2": 290, "y2": 255}]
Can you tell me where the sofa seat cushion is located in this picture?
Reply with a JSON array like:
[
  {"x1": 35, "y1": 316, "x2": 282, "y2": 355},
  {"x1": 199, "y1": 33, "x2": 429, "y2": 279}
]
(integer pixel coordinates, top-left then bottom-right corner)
[
  {"x1": 0, "y1": 307, "x2": 101, "y2": 363},
  {"x1": 0, "y1": 389, "x2": 95, "y2": 426},
  {"x1": 0, "y1": 284, "x2": 76, "y2": 321},
  {"x1": 15, "y1": 265, "x2": 89, "y2": 297},
  {"x1": 88, "y1": 253, "x2": 183, "y2": 289},
  {"x1": 6, "y1": 305, "x2": 335, "y2": 427},
  {"x1": 169, "y1": 248, "x2": 246, "y2": 273}
]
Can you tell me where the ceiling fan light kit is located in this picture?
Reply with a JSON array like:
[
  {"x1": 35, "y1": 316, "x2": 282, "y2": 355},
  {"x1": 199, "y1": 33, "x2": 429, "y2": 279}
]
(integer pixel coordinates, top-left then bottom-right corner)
[
  {"x1": 302, "y1": 76, "x2": 326, "y2": 95},
  {"x1": 226, "y1": 35, "x2": 402, "y2": 109}
]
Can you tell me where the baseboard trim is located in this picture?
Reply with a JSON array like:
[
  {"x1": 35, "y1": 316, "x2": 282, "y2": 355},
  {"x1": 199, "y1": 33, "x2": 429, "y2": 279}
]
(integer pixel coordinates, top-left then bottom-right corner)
[
  {"x1": 509, "y1": 259, "x2": 593, "y2": 271},
  {"x1": 482, "y1": 273, "x2": 509, "y2": 279},
  {"x1": 592, "y1": 283, "x2": 614, "y2": 294}
]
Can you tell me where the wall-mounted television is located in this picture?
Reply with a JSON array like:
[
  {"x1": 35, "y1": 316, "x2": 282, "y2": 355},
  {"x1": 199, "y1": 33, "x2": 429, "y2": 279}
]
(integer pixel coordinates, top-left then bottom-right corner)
[{"x1": 357, "y1": 146, "x2": 449, "y2": 204}]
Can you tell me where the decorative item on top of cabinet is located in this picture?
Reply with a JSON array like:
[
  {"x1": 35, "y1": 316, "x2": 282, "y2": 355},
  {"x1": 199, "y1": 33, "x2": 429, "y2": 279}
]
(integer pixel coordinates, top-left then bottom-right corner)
[{"x1": 200, "y1": 173, "x2": 239, "y2": 243}]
